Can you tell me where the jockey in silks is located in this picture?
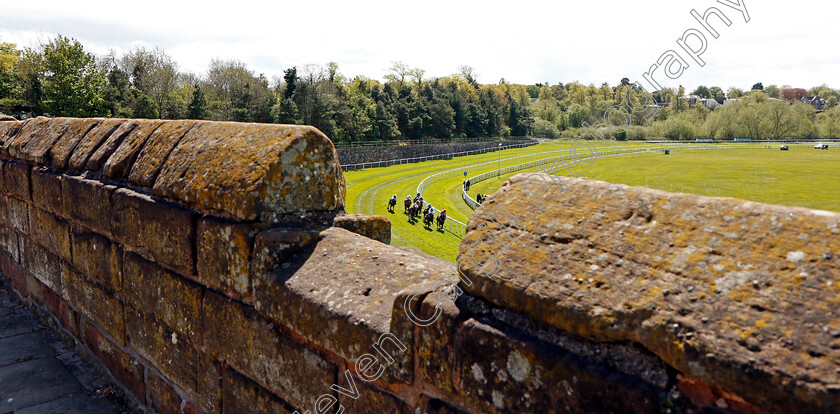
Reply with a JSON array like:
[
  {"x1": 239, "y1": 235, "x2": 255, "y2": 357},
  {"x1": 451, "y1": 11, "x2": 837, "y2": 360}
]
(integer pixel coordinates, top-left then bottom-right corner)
[
  {"x1": 439, "y1": 209, "x2": 447, "y2": 220},
  {"x1": 423, "y1": 203, "x2": 433, "y2": 215}
]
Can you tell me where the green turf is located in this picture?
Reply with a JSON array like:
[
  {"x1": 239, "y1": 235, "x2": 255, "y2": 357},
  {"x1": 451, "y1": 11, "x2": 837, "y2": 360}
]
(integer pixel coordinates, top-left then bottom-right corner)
[
  {"x1": 344, "y1": 141, "x2": 574, "y2": 262},
  {"x1": 470, "y1": 146, "x2": 840, "y2": 213},
  {"x1": 346, "y1": 143, "x2": 840, "y2": 262}
]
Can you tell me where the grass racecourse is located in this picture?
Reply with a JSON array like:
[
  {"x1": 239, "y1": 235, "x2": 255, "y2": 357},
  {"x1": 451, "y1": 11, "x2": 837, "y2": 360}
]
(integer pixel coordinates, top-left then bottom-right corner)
[{"x1": 344, "y1": 141, "x2": 840, "y2": 262}]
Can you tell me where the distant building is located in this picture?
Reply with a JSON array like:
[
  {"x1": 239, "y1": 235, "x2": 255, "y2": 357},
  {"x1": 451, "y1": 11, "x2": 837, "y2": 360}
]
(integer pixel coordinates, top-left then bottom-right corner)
[
  {"x1": 681, "y1": 94, "x2": 720, "y2": 109},
  {"x1": 801, "y1": 96, "x2": 827, "y2": 110}
]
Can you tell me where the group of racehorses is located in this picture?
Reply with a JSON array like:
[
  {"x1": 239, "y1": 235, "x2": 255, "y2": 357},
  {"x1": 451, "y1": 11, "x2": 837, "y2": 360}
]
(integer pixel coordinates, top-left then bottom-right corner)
[{"x1": 387, "y1": 194, "x2": 446, "y2": 230}]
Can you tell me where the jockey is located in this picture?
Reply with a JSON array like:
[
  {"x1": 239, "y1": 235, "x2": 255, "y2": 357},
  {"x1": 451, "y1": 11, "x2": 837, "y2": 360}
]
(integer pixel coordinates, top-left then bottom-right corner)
[
  {"x1": 406, "y1": 195, "x2": 412, "y2": 202},
  {"x1": 440, "y1": 209, "x2": 447, "y2": 219},
  {"x1": 424, "y1": 203, "x2": 432, "y2": 215}
]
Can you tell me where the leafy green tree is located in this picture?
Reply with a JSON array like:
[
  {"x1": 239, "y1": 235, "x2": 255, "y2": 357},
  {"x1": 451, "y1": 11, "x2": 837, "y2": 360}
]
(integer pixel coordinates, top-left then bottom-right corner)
[
  {"x1": 187, "y1": 85, "x2": 208, "y2": 119},
  {"x1": 39, "y1": 35, "x2": 106, "y2": 117},
  {"x1": 691, "y1": 85, "x2": 710, "y2": 98},
  {"x1": 764, "y1": 84, "x2": 780, "y2": 98},
  {"x1": 727, "y1": 87, "x2": 744, "y2": 99},
  {"x1": 0, "y1": 41, "x2": 20, "y2": 100},
  {"x1": 751, "y1": 82, "x2": 764, "y2": 91}
]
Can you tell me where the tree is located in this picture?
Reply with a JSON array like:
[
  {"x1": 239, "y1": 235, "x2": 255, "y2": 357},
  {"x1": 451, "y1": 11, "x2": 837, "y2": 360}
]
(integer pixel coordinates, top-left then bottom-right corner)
[
  {"x1": 709, "y1": 86, "x2": 726, "y2": 103},
  {"x1": 691, "y1": 85, "x2": 710, "y2": 98},
  {"x1": 187, "y1": 85, "x2": 208, "y2": 119},
  {"x1": 384, "y1": 61, "x2": 411, "y2": 90},
  {"x1": 39, "y1": 35, "x2": 106, "y2": 117},
  {"x1": 0, "y1": 41, "x2": 20, "y2": 100},
  {"x1": 120, "y1": 47, "x2": 181, "y2": 118},
  {"x1": 764, "y1": 84, "x2": 780, "y2": 98},
  {"x1": 727, "y1": 87, "x2": 744, "y2": 99},
  {"x1": 205, "y1": 59, "x2": 275, "y2": 122},
  {"x1": 751, "y1": 82, "x2": 764, "y2": 91},
  {"x1": 781, "y1": 88, "x2": 808, "y2": 102},
  {"x1": 283, "y1": 67, "x2": 297, "y2": 99}
]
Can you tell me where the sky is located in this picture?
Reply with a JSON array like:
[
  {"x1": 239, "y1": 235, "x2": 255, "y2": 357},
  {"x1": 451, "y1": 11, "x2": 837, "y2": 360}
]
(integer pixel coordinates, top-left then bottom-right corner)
[{"x1": 0, "y1": 0, "x2": 837, "y2": 91}]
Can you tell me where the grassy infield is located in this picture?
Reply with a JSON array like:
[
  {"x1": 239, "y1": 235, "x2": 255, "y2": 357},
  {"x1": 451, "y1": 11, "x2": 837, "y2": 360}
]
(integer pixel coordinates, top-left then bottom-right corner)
[{"x1": 345, "y1": 141, "x2": 840, "y2": 262}]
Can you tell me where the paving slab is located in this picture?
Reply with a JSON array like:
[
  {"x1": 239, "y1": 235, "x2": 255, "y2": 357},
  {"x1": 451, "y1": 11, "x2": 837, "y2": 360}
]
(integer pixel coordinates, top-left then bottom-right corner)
[
  {"x1": 0, "y1": 287, "x2": 128, "y2": 413},
  {"x1": 0, "y1": 356, "x2": 82, "y2": 411},
  {"x1": 0, "y1": 330, "x2": 56, "y2": 367},
  {"x1": 16, "y1": 394, "x2": 126, "y2": 414},
  {"x1": 0, "y1": 311, "x2": 35, "y2": 339}
]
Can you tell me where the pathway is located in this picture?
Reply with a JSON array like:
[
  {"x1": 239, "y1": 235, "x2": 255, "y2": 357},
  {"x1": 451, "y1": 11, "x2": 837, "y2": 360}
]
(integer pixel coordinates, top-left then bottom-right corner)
[{"x1": 0, "y1": 286, "x2": 129, "y2": 413}]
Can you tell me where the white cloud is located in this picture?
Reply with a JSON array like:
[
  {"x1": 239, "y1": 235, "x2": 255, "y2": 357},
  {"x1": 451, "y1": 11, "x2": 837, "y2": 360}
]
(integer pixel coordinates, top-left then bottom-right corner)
[{"x1": 1, "y1": 0, "x2": 838, "y2": 90}]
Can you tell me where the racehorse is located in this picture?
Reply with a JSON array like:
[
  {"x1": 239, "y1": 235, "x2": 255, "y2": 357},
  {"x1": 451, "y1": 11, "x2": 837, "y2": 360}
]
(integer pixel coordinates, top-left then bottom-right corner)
[
  {"x1": 388, "y1": 195, "x2": 397, "y2": 212},
  {"x1": 404, "y1": 196, "x2": 412, "y2": 213},
  {"x1": 423, "y1": 211, "x2": 434, "y2": 226},
  {"x1": 436, "y1": 212, "x2": 446, "y2": 230},
  {"x1": 407, "y1": 202, "x2": 419, "y2": 220}
]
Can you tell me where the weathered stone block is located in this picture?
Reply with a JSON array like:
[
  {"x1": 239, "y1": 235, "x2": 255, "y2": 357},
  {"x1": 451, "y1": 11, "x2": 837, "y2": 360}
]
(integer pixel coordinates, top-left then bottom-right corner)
[
  {"x1": 66, "y1": 119, "x2": 125, "y2": 172},
  {"x1": 417, "y1": 286, "x2": 464, "y2": 393},
  {"x1": 250, "y1": 228, "x2": 320, "y2": 277},
  {"x1": 125, "y1": 308, "x2": 201, "y2": 403},
  {"x1": 61, "y1": 175, "x2": 116, "y2": 237},
  {"x1": 460, "y1": 174, "x2": 840, "y2": 413},
  {"x1": 47, "y1": 118, "x2": 103, "y2": 169},
  {"x1": 16, "y1": 117, "x2": 74, "y2": 164},
  {"x1": 4, "y1": 195, "x2": 29, "y2": 234},
  {"x1": 26, "y1": 273, "x2": 60, "y2": 315},
  {"x1": 116, "y1": 119, "x2": 198, "y2": 184},
  {"x1": 3, "y1": 160, "x2": 31, "y2": 201},
  {"x1": 455, "y1": 318, "x2": 662, "y2": 414},
  {"x1": 197, "y1": 217, "x2": 256, "y2": 299},
  {"x1": 332, "y1": 214, "x2": 391, "y2": 244},
  {"x1": 221, "y1": 368, "x2": 296, "y2": 414},
  {"x1": 1, "y1": 254, "x2": 27, "y2": 297},
  {"x1": 81, "y1": 321, "x2": 146, "y2": 404},
  {"x1": 31, "y1": 167, "x2": 63, "y2": 214},
  {"x1": 58, "y1": 299, "x2": 80, "y2": 338},
  {"x1": 62, "y1": 263, "x2": 125, "y2": 345},
  {"x1": 0, "y1": 223, "x2": 20, "y2": 263},
  {"x1": 70, "y1": 226, "x2": 122, "y2": 294},
  {"x1": 252, "y1": 227, "x2": 454, "y2": 384},
  {"x1": 102, "y1": 119, "x2": 167, "y2": 179},
  {"x1": 202, "y1": 290, "x2": 336, "y2": 410},
  {"x1": 122, "y1": 252, "x2": 202, "y2": 341},
  {"x1": 28, "y1": 205, "x2": 71, "y2": 261},
  {"x1": 338, "y1": 372, "x2": 411, "y2": 414},
  {"x1": 111, "y1": 188, "x2": 194, "y2": 276},
  {"x1": 21, "y1": 237, "x2": 62, "y2": 296},
  {"x1": 153, "y1": 122, "x2": 345, "y2": 221},
  {"x1": 148, "y1": 373, "x2": 183, "y2": 414},
  {"x1": 86, "y1": 120, "x2": 157, "y2": 172},
  {"x1": 4, "y1": 116, "x2": 49, "y2": 161},
  {"x1": 0, "y1": 120, "x2": 24, "y2": 150}
]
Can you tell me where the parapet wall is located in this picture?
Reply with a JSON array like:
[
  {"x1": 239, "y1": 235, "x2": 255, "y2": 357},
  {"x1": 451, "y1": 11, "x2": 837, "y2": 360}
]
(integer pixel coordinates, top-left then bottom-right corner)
[{"x1": 0, "y1": 117, "x2": 837, "y2": 414}]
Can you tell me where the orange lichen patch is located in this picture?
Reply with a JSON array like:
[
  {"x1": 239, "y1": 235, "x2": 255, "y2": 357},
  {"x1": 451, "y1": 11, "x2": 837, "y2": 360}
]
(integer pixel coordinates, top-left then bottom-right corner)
[
  {"x1": 4, "y1": 117, "x2": 50, "y2": 158},
  {"x1": 47, "y1": 118, "x2": 103, "y2": 169},
  {"x1": 67, "y1": 119, "x2": 127, "y2": 172},
  {"x1": 102, "y1": 119, "x2": 172, "y2": 179},
  {"x1": 459, "y1": 174, "x2": 840, "y2": 413},
  {"x1": 88, "y1": 119, "x2": 162, "y2": 172},
  {"x1": 128, "y1": 120, "x2": 200, "y2": 187},
  {"x1": 153, "y1": 122, "x2": 344, "y2": 221}
]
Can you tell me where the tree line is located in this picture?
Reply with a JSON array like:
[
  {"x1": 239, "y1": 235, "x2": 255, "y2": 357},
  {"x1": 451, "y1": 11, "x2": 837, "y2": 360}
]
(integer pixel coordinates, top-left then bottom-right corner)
[{"x1": 1, "y1": 34, "x2": 838, "y2": 142}]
